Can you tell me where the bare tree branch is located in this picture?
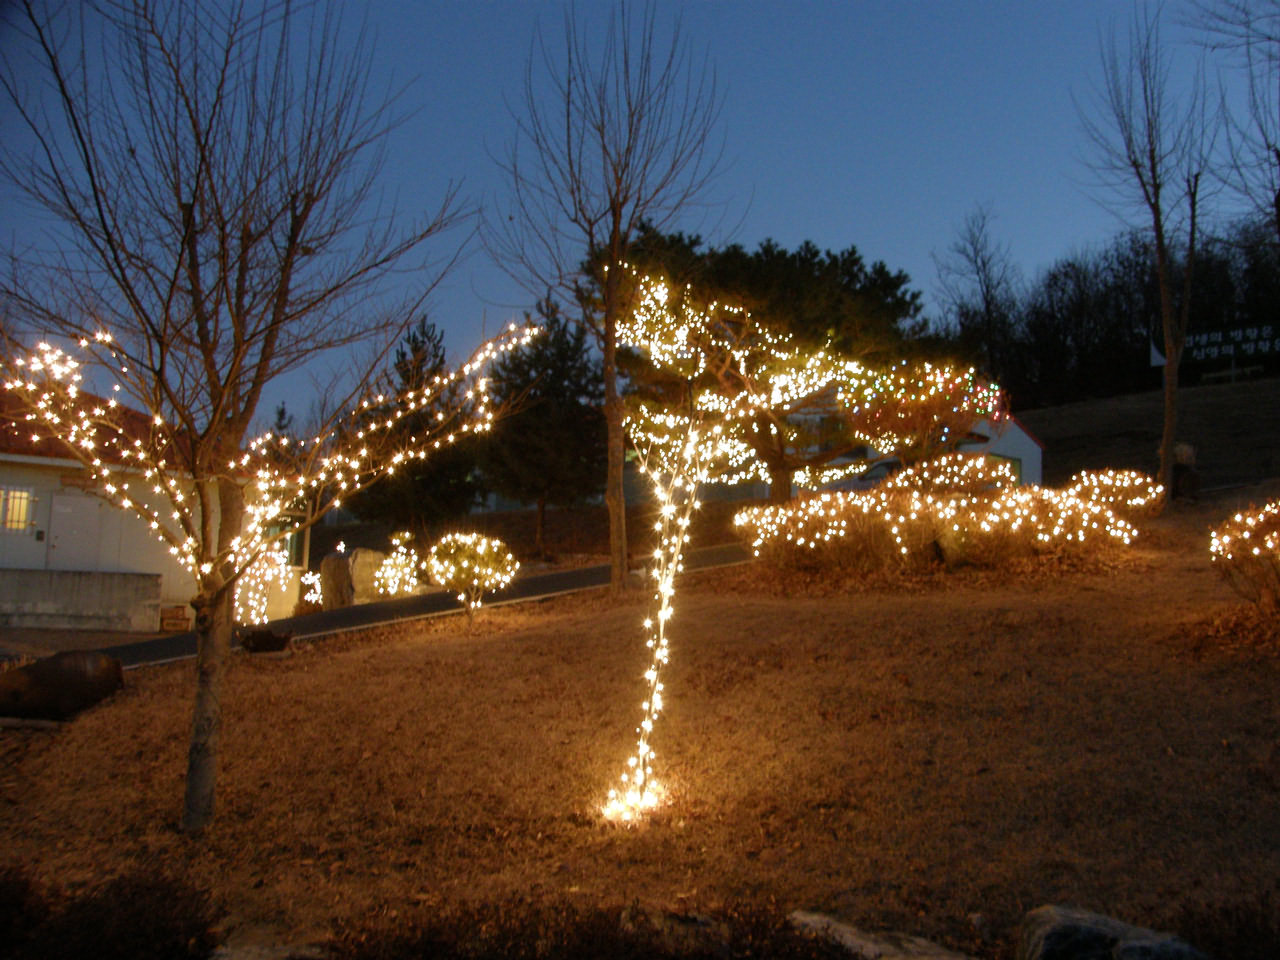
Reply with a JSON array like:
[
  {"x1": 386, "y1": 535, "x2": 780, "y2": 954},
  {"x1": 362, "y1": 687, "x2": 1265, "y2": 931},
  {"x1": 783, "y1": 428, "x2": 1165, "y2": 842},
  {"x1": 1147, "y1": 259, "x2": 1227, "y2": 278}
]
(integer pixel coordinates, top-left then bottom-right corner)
[{"x1": 485, "y1": 1, "x2": 726, "y2": 590}]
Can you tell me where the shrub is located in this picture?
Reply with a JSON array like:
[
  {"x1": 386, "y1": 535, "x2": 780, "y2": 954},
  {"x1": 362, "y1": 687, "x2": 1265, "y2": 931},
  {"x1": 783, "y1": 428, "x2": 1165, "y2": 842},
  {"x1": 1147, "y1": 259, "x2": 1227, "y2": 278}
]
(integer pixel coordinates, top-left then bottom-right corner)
[
  {"x1": 734, "y1": 456, "x2": 1146, "y2": 576},
  {"x1": 325, "y1": 900, "x2": 851, "y2": 960},
  {"x1": 1210, "y1": 500, "x2": 1280, "y2": 614},
  {"x1": 375, "y1": 531, "x2": 423, "y2": 597},
  {"x1": 1067, "y1": 468, "x2": 1164, "y2": 518},
  {"x1": 1, "y1": 865, "x2": 222, "y2": 960},
  {"x1": 426, "y1": 533, "x2": 519, "y2": 619}
]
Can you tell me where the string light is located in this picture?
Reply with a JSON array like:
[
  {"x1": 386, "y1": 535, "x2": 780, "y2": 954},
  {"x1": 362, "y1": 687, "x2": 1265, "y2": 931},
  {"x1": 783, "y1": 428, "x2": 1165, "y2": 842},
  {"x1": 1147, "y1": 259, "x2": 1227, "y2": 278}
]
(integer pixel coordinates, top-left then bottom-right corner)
[
  {"x1": 233, "y1": 545, "x2": 290, "y2": 625},
  {"x1": 425, "y1": 533, "x2": 519, "y2": 616},
  {"x1": 2, "y1": 324, "x2": 539, "y2": 611},
  {"x1": 733, "y1": 459, "x2": 1155, "y2": 563},
  {"x1": 601, "y1": 269, "x2": 1006, "y2": 823},
  {"x1": 1210, "y1": 499, "x2": 1280, "y2": 611},
  {"x1": 375, "y1": 531, "x2": 423, "y2": 597}
]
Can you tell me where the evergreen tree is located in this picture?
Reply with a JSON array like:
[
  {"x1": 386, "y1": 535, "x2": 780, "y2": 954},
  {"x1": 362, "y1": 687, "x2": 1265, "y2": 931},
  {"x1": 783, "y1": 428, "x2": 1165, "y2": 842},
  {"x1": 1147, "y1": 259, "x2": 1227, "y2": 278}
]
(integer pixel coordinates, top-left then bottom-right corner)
[
  {"x1": 348, "y1": 319, "x2": 482, "y2": 529},
  {"x1": 482, "y1": 300, "x2": 606, "y2": 555}
]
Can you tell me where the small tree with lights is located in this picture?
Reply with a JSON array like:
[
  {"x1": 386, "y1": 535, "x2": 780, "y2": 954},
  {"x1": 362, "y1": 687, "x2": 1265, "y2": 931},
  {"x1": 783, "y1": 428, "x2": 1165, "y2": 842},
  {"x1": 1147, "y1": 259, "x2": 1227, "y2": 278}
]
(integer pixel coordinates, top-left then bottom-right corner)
[{"x1": 601, "y1": 268, "x2": 1001, "y2": 821}]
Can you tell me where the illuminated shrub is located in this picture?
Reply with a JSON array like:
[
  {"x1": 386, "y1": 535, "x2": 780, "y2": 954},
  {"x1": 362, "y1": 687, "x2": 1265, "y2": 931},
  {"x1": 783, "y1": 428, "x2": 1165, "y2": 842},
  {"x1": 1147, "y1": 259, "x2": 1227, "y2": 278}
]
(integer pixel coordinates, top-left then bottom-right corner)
[
  {"x1": 374, "y1": 532, "x2": 423, "y2": 597},
  {"x1": 1210, "y1": 501, "x2": 1280, "y2": 614},
  {"x1": 1067, "y1": 468, "x2": 1164, "y2": 518},
  {"x1": 426, "y1": 532, "x2": 519, "y2": 617},
  {"x1": 735, "y1": 457, "x2": 1145, "y2": 575},
  {"x1": 882, "y1": 452, "x2": 1017, "y2": 496}
]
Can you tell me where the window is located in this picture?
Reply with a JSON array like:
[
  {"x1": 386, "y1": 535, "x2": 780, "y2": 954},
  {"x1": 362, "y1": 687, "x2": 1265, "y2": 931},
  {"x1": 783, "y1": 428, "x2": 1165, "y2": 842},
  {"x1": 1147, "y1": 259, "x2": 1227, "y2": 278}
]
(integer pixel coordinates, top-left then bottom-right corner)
[{"x1": 0, "y1": 487, "x2": 34, "y2": 533}]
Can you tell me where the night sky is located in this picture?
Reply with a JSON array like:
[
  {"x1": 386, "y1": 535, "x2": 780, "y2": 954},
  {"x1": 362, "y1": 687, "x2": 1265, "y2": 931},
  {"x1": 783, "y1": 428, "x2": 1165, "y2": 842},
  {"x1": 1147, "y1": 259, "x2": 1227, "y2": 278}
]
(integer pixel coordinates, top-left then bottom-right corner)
[{"x1": 1, "y1": 1, "x2": 1222, "y2": 404}]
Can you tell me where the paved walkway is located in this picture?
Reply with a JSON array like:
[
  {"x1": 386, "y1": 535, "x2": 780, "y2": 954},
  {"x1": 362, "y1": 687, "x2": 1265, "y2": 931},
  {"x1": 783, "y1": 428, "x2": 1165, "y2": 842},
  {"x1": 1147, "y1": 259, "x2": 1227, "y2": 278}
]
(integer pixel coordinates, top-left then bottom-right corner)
[{"x1": 3, "y1": 542, "x2": 750, "y2": 669}]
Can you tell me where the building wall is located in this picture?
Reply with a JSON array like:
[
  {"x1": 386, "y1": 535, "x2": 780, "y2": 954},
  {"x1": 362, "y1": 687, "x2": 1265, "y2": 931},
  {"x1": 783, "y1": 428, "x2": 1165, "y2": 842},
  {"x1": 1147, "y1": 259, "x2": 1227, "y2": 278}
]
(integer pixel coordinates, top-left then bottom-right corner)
[
  {"x1": 1, "y1": 455, "x2": 299, "y2": 628},
  {"x1": 963, "y1": 418, "x2": 1043, "y2": 486}
]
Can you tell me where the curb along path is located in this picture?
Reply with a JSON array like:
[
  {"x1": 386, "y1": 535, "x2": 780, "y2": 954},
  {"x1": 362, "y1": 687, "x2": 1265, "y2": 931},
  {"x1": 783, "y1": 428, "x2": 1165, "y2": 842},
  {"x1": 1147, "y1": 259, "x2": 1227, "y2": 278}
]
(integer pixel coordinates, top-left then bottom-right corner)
[{"x1": 105, "y1": 542, "x2": 751, "y2": 669}]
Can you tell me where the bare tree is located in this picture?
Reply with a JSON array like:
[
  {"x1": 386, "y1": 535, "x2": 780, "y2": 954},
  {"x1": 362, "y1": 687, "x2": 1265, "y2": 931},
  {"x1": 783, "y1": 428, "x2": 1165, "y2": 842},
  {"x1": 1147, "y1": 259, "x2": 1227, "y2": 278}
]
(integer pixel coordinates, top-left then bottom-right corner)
[
  {"x1": 487, "y1": 2, "x2": 725, "y2": 591},
  {"x1": 1079, "y1": 4, "x2": 1216, "y2": 505},
  {"x1": 0, "y1": 0, "x2": 516, "y2": 833},
  {"x1": 933, "y1": 204, "x2": 1023, "y2": 379},
  {"x1": 1194, "y1": 1, "x2": 1280, "y2": 236}
]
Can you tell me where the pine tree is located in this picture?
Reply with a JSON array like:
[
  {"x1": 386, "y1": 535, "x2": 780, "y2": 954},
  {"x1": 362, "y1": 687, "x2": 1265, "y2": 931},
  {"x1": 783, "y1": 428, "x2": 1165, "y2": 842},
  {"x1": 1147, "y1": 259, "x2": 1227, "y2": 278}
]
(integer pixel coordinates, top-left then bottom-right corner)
[{"x1": 481, "y1": 300, "x2": 606, "y2": 556}]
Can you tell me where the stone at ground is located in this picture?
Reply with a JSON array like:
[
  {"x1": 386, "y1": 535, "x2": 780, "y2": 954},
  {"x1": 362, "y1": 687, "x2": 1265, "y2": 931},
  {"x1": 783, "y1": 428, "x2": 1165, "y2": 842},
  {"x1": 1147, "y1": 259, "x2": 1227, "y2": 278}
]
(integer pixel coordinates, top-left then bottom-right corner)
[
  {"x1": 347, "y1": 548, "x2": 386, "y2": 604},
  {"x1": 0, "y1": 649, "x2": 124, "y2": 721},
  {"x1": 789, "y1": 911, "x2": 975, "y2": 959},
  {"x1": 237, "y1": 629, "x2": 292, "y2": 654},
  {"x1": 1017, "y1": 905, "x2": 1208, "y2": 960},
  {"x1": 319, "y1": 552, "x2": 353, "y2": 610}
]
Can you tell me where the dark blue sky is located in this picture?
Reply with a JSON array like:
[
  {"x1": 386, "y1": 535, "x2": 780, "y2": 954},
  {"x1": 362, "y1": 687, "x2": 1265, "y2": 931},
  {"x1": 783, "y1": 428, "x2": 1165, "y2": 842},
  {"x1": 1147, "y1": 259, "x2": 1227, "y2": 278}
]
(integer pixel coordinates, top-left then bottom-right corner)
[
  {"x1": 1, "y1": 1, "x2": 1221, "y2": 398},
  {"x1": 363, "y1": 1, "x2": 1214, "y2": 359}
]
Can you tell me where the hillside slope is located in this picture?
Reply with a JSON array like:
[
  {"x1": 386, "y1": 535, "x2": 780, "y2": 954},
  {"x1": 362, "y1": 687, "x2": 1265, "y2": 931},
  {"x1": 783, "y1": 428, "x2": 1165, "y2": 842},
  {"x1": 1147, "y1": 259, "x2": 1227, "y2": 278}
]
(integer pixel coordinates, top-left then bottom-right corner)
[{"x1": 1018, "y1": 376, "x2": 1280, "y2": 489}]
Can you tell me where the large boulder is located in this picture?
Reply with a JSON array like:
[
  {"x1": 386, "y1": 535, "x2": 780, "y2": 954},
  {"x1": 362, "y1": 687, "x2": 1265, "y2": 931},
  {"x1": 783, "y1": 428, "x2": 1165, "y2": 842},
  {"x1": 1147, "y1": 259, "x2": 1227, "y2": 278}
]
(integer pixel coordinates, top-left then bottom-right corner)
[
  {"x1": 0, "y1": 650, "x2": 124, "y2": 721},
  {"x1": 319, "y1": 551, "x2": 354, "y2": 610},
  {"x1": 347, "y1": 548, "x2": 386, "y2": 604},
  {"x1": 1018, "y1": 906, "x2": 1208, "y2": 960}
]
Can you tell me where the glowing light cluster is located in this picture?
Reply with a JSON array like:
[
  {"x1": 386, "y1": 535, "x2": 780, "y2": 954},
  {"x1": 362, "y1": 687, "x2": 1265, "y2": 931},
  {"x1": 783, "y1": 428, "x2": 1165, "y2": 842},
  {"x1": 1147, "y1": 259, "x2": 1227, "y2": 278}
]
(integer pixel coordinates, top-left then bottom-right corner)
[
  {"x1": 616, "y1": 266, "x2": 1002, "y2": 492},
  {"x1": 1066, "y1": 468, "x2": 1164, "y2": 514},
  {"x1": 734, "y1": 457, "x2": 1151, "y2": 566},
  {"x1": 300, "y1": 570, "x2": 323, "y2": 606},
  {"x1": 2, "y1": 324, "x2": 538, "y2": 607},
  {"x1": 425, "y1": 532, "x2": 519, "y2": 616},
  {"x1": 1210, "y1": 499, "x2": 1280, "y2": 612},
  {"x1": 880, "y1": 451, "x2": 1018, "y2": 495},
  {"x1": 602, "y1": 420, "x2": 720, "y2": 823},
  {"x1": 233, "y1": 545, "x2": 291, "y2": 625},
  {"x1": 375, "y1": 531, "x2": 423, "y2": 597}
]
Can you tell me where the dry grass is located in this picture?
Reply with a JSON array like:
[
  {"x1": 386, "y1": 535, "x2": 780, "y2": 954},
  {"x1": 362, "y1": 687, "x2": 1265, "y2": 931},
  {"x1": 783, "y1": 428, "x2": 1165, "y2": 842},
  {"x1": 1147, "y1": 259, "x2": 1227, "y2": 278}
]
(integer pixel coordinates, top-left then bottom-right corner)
[
  {"x1": 2, "y1": 487, "x2": 1279, "y2": 958},
  {"x1": 1018, "y1": 376, "x2": 1280, "y2": 488}
]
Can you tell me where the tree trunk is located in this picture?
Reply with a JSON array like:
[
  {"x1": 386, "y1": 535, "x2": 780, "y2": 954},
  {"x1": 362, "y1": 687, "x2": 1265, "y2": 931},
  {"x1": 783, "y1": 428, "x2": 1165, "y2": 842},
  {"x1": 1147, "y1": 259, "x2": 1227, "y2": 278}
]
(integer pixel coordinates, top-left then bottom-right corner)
[
  {"x1": 769, "y1": 468, "x2": 794, "y2": 504},
  {"x1": 535, "y1": 496, "x2": 547, "y2": 558},
  {"x1": 603, "y1": 287, "x2": 628, "y2": 592},
  {"x1": 1158, "y1": 326, "x2": 1179, "y2": 507},
  {"x1": 181, "y1": 586, "x2": 233, "y2": 833}
]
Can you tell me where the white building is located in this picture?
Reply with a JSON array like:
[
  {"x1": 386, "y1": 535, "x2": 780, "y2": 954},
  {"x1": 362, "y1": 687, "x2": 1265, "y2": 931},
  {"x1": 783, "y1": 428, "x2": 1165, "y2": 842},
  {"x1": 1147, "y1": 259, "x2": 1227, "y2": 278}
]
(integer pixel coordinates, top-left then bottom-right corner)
[
  {"x1": 0, "y1": 407, "x2": 302, "y2": 632},
  {"x1": 959, "y1": 414, "x2": 1044, "y2": 486}
]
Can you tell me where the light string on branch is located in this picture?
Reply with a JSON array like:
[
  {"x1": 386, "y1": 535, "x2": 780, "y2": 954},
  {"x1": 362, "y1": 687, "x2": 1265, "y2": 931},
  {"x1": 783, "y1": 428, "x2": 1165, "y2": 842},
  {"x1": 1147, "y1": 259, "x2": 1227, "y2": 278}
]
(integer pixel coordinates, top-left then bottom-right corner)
[
  {"x1": 2, "y1": 324, "x2": 539, "y2": 602},
  {"x1": 602, "y1": 417, "x2": 722, "y2": 823}
]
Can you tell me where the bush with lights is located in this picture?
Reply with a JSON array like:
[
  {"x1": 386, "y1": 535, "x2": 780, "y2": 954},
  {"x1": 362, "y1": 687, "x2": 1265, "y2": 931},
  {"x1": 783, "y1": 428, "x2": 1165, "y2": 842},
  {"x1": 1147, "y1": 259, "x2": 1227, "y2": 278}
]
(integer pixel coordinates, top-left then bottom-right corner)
[
  {"x1": 425, "y1": 533, "x2": 519, "y2": 619},
  {"x1": 734, "y1": 454, "x2": 1153, "y2": 575},
  {"x1": 1066, "y1": 468, "x2": 1164, "y2": 519},
  {"x1": 1210, "y1": 500, "x2": 1280, "y2": 614},
  {"x1": 374, "y1": 531, "x2": 424, "y2": 597}
]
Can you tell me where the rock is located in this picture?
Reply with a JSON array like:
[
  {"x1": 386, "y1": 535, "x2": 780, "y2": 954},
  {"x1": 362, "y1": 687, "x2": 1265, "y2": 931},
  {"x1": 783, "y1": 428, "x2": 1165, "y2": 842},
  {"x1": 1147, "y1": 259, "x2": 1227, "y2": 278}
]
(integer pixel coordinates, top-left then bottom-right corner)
[
  {"x1": 0, "y1": 650, "x2": 124, "y2": 721},
  {"x1": 347, "y1": 548, "x2": 386, "y2": 603},
  {"x1": 1017, "y1": 906, "x2": 1208, "y2": 960},
  {"x1": 319, "y1": 552, "x2": 354, "y2": 610},
  {"x1": 789, "y1": 911, "x2": 975, "y2": 959},
  {"x1": 238, "y1": 629, "x2": 291, "y2": 654}
]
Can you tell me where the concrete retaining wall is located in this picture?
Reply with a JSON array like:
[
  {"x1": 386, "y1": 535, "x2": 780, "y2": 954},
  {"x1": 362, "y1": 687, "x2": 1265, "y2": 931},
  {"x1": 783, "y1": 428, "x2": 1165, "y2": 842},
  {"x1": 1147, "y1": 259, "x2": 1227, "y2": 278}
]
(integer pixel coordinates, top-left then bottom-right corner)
[{"x1": 0, "y1": 569, "x2": 161, "y2": 631}]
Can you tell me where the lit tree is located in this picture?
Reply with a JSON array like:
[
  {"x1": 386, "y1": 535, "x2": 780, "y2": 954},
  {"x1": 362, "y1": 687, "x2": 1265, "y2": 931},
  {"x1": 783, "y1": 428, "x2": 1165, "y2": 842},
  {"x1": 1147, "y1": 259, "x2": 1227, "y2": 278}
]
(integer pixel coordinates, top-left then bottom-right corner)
[
  {"x1": 487, "y1": 2, "x2": 726, "y2": 591},
  {"x1": 601, "y1": 270, "x2": 999, "y2": 821},
  {"x1": 1079, "y1": 3, "x2": 1217, "y2": 503},
  {"x1": 621, "y1": 271, "x2": 1001, "y2": 502},
  {"x1": 0, "y1": 0, "x2": 532, "y2": 832}
]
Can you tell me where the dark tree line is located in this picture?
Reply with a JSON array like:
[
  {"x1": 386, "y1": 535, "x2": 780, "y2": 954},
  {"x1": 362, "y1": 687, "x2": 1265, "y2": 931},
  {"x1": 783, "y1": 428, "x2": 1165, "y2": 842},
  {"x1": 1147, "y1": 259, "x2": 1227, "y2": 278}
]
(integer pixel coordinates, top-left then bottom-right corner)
[{"x1": 938, "y1": 217, "x2": 1280, "y2": 411}]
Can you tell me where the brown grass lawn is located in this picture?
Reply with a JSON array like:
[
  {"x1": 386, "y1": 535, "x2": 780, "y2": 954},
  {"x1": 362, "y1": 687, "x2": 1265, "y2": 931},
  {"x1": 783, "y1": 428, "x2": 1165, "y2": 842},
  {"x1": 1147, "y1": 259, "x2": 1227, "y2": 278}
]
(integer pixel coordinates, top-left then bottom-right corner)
[{"x1": 3, "y1": 482, "x2": 1280, "y2": 958}]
